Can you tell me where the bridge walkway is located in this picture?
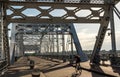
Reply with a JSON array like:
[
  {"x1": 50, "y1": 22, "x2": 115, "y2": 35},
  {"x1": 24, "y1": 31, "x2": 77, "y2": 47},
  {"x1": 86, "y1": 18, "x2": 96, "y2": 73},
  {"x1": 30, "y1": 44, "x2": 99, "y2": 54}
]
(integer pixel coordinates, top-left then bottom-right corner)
[{"x1": 2, "y1": 56, "x2": 120, "y2": 77}]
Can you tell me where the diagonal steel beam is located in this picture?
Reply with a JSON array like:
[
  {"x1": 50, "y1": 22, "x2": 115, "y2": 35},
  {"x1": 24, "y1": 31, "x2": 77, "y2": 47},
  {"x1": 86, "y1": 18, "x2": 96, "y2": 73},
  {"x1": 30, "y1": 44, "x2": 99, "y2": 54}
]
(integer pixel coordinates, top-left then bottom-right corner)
[
  {"x1": 70, "y1": 23, "x2": 88, "y2": 62},
  {"x1": 90, "y1": 5, "x2": 110, "y2": 63}
]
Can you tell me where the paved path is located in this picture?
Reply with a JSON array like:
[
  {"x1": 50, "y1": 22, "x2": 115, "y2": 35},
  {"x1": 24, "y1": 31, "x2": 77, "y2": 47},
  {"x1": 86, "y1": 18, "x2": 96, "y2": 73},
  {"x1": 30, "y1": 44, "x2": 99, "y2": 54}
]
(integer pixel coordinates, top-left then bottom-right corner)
[
  {"x1": 3, "y1": 56, "x2": 120, "y2": 77},
  {"x1": 80, "y1": 61, "x2": 120, "y2": 77}
]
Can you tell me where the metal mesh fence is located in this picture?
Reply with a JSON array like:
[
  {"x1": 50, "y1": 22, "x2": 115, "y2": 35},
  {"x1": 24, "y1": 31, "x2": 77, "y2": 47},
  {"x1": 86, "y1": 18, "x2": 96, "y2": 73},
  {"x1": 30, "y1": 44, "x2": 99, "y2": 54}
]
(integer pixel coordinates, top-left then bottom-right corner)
[
  {"x1": 8, "y1": 0, "x2": 108, "y2": 4},
  {"x1": 64, "y1": 0, "x2": 104, "y2": 4},
  {"x1": 90, "y1": 0, "x2": 104, "y2": 4}
]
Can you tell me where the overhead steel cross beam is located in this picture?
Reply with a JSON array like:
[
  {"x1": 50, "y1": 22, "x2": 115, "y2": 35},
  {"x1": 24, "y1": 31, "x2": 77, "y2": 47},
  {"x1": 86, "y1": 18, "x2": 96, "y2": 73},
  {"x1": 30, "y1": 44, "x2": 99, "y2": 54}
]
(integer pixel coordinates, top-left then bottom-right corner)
[
  {"x1": 1, "y1": 0, "x2": 120, "y2": 3},
  {"x1": 2, "y1": 1, "x2": 110, "y2": 23}
]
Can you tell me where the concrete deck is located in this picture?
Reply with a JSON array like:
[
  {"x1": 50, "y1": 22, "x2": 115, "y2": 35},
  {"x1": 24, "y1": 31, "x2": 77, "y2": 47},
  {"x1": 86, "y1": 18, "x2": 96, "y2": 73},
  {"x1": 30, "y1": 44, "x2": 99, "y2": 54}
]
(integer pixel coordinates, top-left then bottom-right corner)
[
  {"x1": 80, "y1": 61, "x2": 120, "y2": 77},
  {"x1": 2, "y1": 56, "x2": 120, "y2": 77}
]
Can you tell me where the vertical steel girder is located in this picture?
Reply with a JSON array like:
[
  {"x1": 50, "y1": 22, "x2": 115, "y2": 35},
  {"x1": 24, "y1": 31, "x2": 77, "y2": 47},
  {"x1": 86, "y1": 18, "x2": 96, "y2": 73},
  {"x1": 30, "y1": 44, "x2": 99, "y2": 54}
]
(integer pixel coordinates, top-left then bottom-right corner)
[
  {"x1": 52, "y1": 35, "x2": 55, "y2": 56},
  {"x1": 10, "y1": 24, "x2": 16, "y2": 64},
  {"x1": 11, "y1": 44, "x2": 15, "y2": 64},
  {"x1": 56, "y1": 29, "x2": 59, "y2": 58},
  {"x1": 19, "y1": 34, "x2": 24, "y2": 56},
  {"x1": 62, "y1": 31, "x2": 65, "y2": 56},
  {"x1": 0, "y1": 3, "x2": 2, "y2": 59},
  {"x1": 110, "y1": 5, "x2": 117, "y2": 56},
  {"x1": 1, "y1": 3, "x2": 10, "y2": 65},
  {"x1": 10, "y1": 24, "x2": 24, "y2": 64},
  {"x1": 39, "y1": 26, "x2": 49, "y2": 54},
  {"x1": 70, "y1": 34, "x2": 74, "y2": 60}
]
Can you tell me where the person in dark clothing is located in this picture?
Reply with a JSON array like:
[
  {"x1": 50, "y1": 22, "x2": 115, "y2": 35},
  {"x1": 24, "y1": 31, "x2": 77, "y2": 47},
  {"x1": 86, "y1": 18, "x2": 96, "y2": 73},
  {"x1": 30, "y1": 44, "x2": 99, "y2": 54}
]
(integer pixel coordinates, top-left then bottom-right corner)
[
  {"x1": 74, "y1": 55, "x2": 82, "y2": 74},
  {"x1": 74, "y1": 55, "x2": 81, "y2": 64}
]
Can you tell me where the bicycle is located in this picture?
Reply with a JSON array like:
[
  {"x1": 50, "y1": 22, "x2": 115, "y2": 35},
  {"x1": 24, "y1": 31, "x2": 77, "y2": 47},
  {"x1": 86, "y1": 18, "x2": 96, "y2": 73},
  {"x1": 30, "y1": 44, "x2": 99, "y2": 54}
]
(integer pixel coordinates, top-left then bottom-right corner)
[
  {"x1": 75, "y1": 63, "x2": 82, "y2": 75},
  {"x1": 71, "y1": 63, "x2": 82, "y2": 77},
  {"x1": 71, "y1": 55, "x2": 82, "y2": 77}
]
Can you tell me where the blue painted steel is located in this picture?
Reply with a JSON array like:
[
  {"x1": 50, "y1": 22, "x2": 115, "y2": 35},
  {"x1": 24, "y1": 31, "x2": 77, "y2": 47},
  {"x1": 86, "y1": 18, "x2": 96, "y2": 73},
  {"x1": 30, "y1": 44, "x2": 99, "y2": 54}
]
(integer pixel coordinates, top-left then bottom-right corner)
[
  {"x1": 70, "y1": 23, "x2": 88, "y2": 62},
  {"x1": 11, "y1": 44, "x2": 15, "y2": 64}
]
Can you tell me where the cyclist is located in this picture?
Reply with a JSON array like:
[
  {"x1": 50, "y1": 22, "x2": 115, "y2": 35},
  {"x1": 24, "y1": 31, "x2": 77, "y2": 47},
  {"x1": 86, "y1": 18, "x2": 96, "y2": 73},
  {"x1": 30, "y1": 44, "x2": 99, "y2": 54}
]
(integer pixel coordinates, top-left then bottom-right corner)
[{"x1": 74, "y1": 55, "x2": 82, "y2": 75}]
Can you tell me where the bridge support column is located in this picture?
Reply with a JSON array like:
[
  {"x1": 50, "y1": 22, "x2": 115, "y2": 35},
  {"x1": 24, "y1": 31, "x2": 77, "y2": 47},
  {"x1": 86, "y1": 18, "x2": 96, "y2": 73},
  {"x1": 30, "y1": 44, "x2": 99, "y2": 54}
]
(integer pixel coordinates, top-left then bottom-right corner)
[
  {"x1": 10, "y1": 24, "x2": 17, "y2": 64},
  {"x1": 56, "y1": 29, "x2": 59, "y2": 59},
  {"x1": 62, "y1": 31, "x2": 66, "y2": 62},
  {"x1": 110, "y1": 5, "x2": 117, "y2": 56},
  {"x1": 0, "y1": 3, "x2": 3, "y2": 60},
  {"x1": 1, "y1": 3, "x2": 10, "y2": 65},
  {"x1": 69, "y1": 34, "x2": 74, "y2": 64}
]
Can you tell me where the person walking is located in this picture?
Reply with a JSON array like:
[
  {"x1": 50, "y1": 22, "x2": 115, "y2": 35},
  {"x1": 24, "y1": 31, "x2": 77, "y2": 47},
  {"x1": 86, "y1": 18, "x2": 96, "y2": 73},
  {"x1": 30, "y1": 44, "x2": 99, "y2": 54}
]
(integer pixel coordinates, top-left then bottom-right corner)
[{"x1": 74, "y1": 55, "x2": 82, "y2": 75}]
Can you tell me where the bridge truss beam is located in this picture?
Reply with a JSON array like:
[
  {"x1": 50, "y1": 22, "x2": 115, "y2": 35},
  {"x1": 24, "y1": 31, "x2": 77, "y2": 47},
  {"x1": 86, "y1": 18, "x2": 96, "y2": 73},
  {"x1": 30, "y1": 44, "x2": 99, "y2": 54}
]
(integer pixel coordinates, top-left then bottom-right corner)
[
  {"x1": 13, "y1": 23, "x2": 79, "y2": 62},
  {"x1": 0, "y1": 2, "x2": 10, "y2": 66},
  {"x1": 0, "y1": 0, "x2": 120, "y2": 67},
  {"x1": 1, "y1": 1, "x2": 111, "y2": 23}
]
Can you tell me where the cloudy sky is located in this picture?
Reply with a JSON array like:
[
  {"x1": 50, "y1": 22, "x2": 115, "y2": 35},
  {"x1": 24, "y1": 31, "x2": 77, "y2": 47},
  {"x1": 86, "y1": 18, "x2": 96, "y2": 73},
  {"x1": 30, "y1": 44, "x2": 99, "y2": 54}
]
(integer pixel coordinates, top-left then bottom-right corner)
[
  {"x1": 8, "y1": 2, "x2": 120, "y2": 51},
  {"x1": 74, "y1": 3, "x2": 120, "y2": 50}
]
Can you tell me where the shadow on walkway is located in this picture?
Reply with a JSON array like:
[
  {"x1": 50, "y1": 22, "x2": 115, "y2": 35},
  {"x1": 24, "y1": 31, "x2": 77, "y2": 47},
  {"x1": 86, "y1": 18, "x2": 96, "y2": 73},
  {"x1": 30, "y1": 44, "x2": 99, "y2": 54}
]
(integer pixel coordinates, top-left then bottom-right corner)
[
  {"x1": 112, "y1": 66, "x2": 120, "y2": 76},
  {"x1": 90, "y1": 64, "x2": 107, "y2": 77},
  {"x1": 42, "y1": 64, "x2": 70, "y2": 73}
]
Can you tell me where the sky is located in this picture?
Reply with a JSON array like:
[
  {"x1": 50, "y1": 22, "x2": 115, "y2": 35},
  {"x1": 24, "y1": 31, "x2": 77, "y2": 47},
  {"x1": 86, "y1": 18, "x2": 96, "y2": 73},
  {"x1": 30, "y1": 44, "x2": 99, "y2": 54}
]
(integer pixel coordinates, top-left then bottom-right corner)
[
  {"x1": 8, "y1": 2, "x2": 120, "y2": 51},
  {"x1": 74, "y1": 3, "x2": 120, "y2": 51}
]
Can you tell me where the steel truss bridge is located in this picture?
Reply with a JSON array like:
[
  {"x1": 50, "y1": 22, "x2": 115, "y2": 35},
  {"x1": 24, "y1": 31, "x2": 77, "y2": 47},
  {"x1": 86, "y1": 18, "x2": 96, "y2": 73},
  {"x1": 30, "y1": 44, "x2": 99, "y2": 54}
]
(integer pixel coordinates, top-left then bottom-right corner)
[{"x1": 0, "y1": 0, "x2": 120, "y2": 75}]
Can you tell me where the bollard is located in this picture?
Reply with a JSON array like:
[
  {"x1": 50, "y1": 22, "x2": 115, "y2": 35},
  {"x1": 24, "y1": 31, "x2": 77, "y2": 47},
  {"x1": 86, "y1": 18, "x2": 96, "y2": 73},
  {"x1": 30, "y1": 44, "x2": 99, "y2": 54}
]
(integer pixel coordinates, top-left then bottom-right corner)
[
  {"x1": 29, "y1": 60, "x2": 35, "y2": 69},
  {"x1": 63, "y1": 58, "x2": 66, "y2": 62},
  {"x1": 31, "y1": 69, "x2": 40, "y2": 77},
  {"x1": 32, "y1": 73, "x2": 40, "y2": 77}
]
